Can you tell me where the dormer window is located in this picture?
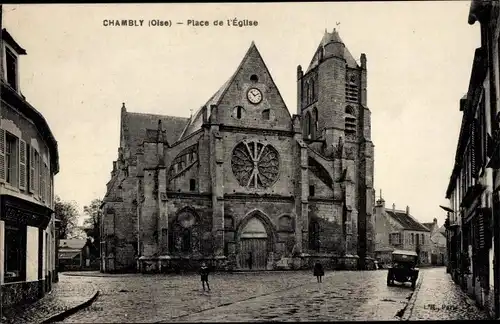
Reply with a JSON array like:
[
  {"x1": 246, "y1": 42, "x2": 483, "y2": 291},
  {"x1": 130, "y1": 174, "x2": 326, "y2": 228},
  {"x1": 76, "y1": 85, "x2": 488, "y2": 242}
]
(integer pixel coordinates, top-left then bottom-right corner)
[{"x1": 5, "y1": 47, "x2": 18, "y2": 91}]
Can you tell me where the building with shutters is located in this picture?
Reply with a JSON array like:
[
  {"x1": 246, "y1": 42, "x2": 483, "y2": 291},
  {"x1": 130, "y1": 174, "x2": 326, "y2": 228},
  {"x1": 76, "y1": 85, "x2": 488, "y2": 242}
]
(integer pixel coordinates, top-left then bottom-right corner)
[
  {"x1": 373, "y1": 198, "x2": 432, "y2": 266},
  {"x1": 444, "y1": 0, "x2": 499, "y2": 318},
  {"x1": 0, "y1": 25, "x2": 60, "y2": 308},
  {"x1": 100, "y1": 29, "x2": 376, "y2": 273}
]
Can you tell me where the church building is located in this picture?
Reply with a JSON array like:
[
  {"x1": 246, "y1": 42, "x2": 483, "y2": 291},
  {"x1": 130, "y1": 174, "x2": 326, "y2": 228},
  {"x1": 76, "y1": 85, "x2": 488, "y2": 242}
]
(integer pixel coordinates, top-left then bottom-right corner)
[{"x1": 100, "y1": 28, "x2": 376, "y2": 272}]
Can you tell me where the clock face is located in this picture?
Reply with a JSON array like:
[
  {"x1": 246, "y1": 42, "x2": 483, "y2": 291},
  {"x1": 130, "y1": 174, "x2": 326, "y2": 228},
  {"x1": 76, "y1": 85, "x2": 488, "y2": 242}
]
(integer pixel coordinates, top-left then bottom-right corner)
[{"x1": 247, "y1": 88, "x2": 263, "y2": 104}]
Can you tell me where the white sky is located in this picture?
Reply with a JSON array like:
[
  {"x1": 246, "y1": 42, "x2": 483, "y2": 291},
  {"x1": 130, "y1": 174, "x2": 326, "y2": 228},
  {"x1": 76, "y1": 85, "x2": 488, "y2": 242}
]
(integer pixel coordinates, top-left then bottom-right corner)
[{"x1": 2, "y1": 2, "x2": 480, "y2": 226}]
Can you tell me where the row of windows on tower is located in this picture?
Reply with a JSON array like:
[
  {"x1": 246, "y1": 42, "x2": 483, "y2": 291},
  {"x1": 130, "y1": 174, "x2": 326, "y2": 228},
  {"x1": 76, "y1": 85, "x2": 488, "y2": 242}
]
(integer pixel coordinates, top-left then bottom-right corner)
[
  {"x1": 303, "y1": 76, "x2": 360, "y2": 108},
  {"x1": 233, "y1": 106, "x2": 271, "y2": 120},
  {"x1": 303, "y1": 106, "x2": 357, "y2": 139}
]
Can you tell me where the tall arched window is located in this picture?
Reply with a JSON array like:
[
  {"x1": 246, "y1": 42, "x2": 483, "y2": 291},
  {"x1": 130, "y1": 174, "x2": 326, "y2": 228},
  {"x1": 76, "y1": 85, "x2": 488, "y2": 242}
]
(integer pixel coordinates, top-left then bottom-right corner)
[
  {"x1": 311, "y1": 79, "x2": 315, "y2": 102},
  {"x1": 304, "y1": 82, "x2": 310, "y2": 106},
  {"x1": 169, "y1": 209, "x2": 200, "y2": 254},
  {"x1": 344, "y1": 105, "x2": 356, "y2": 137}
]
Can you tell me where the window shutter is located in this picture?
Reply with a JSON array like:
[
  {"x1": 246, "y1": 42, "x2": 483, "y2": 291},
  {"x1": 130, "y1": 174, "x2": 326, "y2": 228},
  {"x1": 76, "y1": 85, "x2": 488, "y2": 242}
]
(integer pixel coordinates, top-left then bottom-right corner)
[
  {"x1": 29, "y1": 147, "x2": 35, "y2": 192},
  {"x1": 19, "y1": 139, "x2": 27, "y2": 190},
  {"x1": 38, "y1": 154, "x2": 42, "y2": 199},
  {"x1": 470, "y1": 121, "x2": 477, "y2": 178},
  {"x1": 0, "y1": 129, "x2": 5, "y2": 183},
  {"x1": 41, "y1": 163, "x2": 46, "y2": 202}
]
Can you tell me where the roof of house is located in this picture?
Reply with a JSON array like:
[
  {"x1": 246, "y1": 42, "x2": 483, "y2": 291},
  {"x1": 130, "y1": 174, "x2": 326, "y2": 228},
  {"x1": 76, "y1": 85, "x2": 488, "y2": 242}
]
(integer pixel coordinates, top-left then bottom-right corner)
[
  {"x1": 124, "y1": 111, "x2": 189, "y2": 152},
  {"x1": 59, "y1": 239, "x2": 87, "y2": 250},
  {"x1": 386, "y1": 209, "x2": 430, "y2": 232},
  {"x1": 306, "y1": 28, "x2": 359, "y2": 74},
  {"x1": 422, "y1": 222, "x2": 435, "y2": 230}
]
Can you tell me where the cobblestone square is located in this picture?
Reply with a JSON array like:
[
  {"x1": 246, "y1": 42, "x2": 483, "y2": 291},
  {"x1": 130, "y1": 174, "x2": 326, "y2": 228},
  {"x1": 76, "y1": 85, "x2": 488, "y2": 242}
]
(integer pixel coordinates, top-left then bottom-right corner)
[{"x1": 3, "y1": 267, "x2": 491, "y2": 323}]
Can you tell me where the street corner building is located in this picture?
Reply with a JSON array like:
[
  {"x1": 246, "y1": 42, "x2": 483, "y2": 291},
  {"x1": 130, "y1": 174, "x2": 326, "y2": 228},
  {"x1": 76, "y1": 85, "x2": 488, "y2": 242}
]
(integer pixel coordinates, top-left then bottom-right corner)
[
  {"x1": 373, "y1": 199, "x2": 433, "y2": 266},
  {"x1": 443, "y1": 0, "x2": 500, "y2": 319},
  {"x1": 0, "y1": 28, "x2": 60, "y2": 308},
  {"x1": 100, "y1": 29, "x2": 376, "y2": 273}
]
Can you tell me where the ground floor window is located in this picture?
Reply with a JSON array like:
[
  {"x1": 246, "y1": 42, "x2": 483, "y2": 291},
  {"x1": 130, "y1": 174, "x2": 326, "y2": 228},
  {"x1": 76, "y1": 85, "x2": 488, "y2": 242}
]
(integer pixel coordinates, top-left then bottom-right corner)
[{"x1": 4, "y1": 223, "x2": 27, "y2": 283}]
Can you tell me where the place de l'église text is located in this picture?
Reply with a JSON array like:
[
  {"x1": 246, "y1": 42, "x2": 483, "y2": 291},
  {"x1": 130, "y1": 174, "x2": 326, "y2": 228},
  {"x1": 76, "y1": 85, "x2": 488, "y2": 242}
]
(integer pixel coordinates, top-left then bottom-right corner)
[{"x1": 103, "y1": 19, "x2": 259, "y2": 28}]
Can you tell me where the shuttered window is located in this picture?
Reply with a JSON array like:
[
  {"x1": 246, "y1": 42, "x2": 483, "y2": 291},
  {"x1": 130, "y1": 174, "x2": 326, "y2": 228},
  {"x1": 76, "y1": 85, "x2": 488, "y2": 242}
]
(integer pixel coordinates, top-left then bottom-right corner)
[
  {"x1": 18, "y1": 139, "x2": 27, "y2": 190},
  {"x1": 29, "y1": 146, "x2": 35, "y2": 193},
  {"x1": 0, "y1": 129, "x2": 6, "y2": 183}
]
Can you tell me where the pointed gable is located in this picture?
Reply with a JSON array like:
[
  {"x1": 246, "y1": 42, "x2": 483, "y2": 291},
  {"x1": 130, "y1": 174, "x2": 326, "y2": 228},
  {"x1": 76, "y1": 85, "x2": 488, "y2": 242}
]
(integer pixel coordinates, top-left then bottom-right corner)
[{"x1": 182, "y1": 42, "x2": 292, "y2": 138}]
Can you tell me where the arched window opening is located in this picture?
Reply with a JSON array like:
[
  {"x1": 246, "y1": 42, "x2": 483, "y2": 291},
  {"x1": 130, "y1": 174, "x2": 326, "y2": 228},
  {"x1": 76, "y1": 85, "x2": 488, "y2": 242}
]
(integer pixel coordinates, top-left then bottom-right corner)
[
  {"x1": 224, "y1": 216, "x2": 234, "y2": 230},
  {"x1": 169, "y1": 210, "x2": 199, "y2": 254},
  {"x1": 262, "y1": 109, "x2": 270, "y2": 120},
  {"x1": 311, "y1": 79, "x2": 315, "y2": 102},
  {"x1": 344, "y1": 105, "x2": 356, "y2": 137},
  {"x1": 312, "y1": 107, "x2": 318, "y2": 139},
  {"x1": 304, "y1": 82, "x2": 310, "y2": 105},
  {"x1": 345, "y1": 73, "x2": 359, "y2": 102},
  {"x1": 233, "y1": 106, "x2": 244, "y2": 120},
  {"x1": 250, "y1": 74, "x2": 259, "y2": 82}
]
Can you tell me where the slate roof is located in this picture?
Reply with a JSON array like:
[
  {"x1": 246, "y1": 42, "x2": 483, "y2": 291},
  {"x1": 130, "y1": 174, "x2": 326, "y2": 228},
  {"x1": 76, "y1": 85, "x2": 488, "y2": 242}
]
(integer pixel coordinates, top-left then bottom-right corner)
[
  {"x1": 124, "y1": 111, "x2": 189, "y2": 152},
  {"x1": 422, "y1": 222, "x2": 435, "y2": 230},
  {"x1": 306, "y1": 28, "x2": 359, "y2": 74},
  {"x1": 386, "y1": 209, "x2": 430, "y2": 232}
]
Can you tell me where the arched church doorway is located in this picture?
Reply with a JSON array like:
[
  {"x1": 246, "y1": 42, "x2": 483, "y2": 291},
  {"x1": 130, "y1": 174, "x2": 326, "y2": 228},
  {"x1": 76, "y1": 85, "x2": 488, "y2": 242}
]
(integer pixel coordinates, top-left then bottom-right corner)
[{"x1": 238, "y1": 217, "x2": 269, "y2": 270}]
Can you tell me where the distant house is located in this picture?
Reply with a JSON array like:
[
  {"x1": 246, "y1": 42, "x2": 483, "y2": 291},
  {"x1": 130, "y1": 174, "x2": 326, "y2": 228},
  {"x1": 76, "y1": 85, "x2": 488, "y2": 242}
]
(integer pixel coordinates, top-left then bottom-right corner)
[
  {"x1": 423, "y1": 218, "x2": 447, "y2": 266},
  {"x1": 374, "y1": 197, "x2": 432, "y2": 266},
  {"x1": 58, "y1": 239, "x2": 91, "y2": 271}
]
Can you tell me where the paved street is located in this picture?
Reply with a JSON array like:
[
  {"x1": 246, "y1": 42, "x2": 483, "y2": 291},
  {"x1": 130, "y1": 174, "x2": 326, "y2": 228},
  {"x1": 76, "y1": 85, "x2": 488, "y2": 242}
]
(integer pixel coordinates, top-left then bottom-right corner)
[
  {"x1": 407, "y1": 267, "x2": 490, "y2": 320},
  {"x1": 60, "y1": 270, "x2": 412, "y2": 323},
  {"x1": 1, "y1": 275, "x2": 98, "y2": 324}
]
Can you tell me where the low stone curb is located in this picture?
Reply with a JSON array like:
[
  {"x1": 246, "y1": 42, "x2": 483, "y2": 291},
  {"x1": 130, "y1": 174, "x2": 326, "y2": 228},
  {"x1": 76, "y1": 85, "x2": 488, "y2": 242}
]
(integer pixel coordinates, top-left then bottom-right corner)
[
  {"x1": 41, "y1": 290, "x2": 100, "y2": 323},
  {"x1": 400, "y1": 272, "x2": 424, "y2": 321}
]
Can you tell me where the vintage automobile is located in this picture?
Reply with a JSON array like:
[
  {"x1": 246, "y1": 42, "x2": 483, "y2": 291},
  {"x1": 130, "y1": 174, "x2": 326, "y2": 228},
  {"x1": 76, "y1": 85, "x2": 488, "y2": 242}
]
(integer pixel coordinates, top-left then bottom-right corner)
[{"x1": 386, "y1": 250, "x2": 419, "y2": 289}]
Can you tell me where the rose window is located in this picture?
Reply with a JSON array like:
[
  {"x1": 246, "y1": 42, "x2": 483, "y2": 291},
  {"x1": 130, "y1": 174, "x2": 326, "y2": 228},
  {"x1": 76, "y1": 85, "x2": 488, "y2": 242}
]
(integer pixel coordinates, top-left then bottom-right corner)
[{"x1": 231, "y1": 141, "x2": 280, "y2": 188}]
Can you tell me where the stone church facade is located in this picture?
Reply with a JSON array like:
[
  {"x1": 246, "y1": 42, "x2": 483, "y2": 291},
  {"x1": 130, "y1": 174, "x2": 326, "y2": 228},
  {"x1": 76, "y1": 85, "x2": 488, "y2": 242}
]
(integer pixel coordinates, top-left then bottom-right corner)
[{"x1": 100, "y1": 29, "x2": 376, "y2": 272}]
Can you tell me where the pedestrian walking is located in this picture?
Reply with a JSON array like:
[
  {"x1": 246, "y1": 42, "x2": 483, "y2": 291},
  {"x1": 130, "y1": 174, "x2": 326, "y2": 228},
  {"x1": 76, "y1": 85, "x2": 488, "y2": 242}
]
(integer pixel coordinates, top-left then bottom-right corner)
[
  {"x1": 313, "y1": 262, "x2": 324, "y2": 283},
  {"x1": 200, "y1": 262, "x2": 210, "y2": 291}
]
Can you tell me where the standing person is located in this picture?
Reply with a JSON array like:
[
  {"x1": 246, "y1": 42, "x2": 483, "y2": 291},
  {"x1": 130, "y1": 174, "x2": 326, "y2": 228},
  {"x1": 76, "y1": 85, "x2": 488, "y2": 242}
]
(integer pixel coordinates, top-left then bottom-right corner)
[
  {"x1": 313, "y1": 262, "x2": 324, "y2": 283},
  {"x1": 200, "y1": 262, "x2": 210, "y2": 291}
]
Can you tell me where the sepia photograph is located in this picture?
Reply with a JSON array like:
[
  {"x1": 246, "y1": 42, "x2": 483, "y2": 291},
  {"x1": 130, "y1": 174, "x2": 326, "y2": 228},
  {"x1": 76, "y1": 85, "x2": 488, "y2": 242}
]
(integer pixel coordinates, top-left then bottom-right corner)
[{"x1": 0, "y1": 1, "x2": 499, "y2": 322}]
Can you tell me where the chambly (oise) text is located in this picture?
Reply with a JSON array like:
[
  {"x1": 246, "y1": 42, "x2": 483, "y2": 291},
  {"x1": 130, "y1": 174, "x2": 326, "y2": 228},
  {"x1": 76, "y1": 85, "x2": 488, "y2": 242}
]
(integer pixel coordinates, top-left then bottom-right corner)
[{"x1": 102, "y1": 19, "x2": 259, "y2": 28}]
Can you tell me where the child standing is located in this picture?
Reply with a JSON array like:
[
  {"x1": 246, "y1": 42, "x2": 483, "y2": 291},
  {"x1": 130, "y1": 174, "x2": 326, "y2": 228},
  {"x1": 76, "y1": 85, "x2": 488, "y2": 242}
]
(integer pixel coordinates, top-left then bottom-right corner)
[
  {"x1": 200, "y1": 262, "x2": 210, "y2": 291},
  {"x1": 313, "y1": 262, "x2": 324, "y2": 283}
]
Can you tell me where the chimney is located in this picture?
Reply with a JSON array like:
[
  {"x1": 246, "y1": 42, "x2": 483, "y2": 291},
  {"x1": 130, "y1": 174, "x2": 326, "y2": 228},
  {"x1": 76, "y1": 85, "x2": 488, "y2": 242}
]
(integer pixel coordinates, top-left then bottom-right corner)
[
  {"x1": 433, "y1": 218, "x2": 437, "y2": 224},
  {"x1": 392, "y1": 203, "x2": 395, "y2": 213},
  {"x1": 406, "y1": 206, "x2": 410, "y2": 216}
]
